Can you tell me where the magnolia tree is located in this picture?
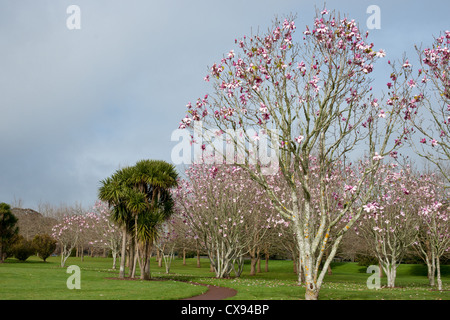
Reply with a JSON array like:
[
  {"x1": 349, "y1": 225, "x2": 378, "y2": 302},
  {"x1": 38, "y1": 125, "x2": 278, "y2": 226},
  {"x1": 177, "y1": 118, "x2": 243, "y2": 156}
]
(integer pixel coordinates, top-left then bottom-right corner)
[
  {"x1": 264, "y1": 155, "x2": 356, "y2": 284},
  {"x1": 356, "y1": 164, "x2": 420, "y2": 288},
  {"x1": 413, "y1": 173, "x2": 450, "y2": 291},
  {"x1": 52, "y1": 214, "x2": 87, "y2": 267},
  {"x1": 51, "y1": 203, "x2": 122, "y2": 268},
  {"x1": 178, "y1": 9, "x2": 415, "y2": 299},
  {"x1": 86, "y1": 201, "x2": 122, "y2": 269},
  {"x1": 170, "y1": 212, "x2": 203, "y2": 267},
  {"x1": 155, "y1": 219, "x2": 179, "y2": 273},
  {"x1": 174, "y1": 164, "x2": 280, "y2": 278},
  {"x1": 410, "y1": 31, "x2": 450, "y2": 183}
]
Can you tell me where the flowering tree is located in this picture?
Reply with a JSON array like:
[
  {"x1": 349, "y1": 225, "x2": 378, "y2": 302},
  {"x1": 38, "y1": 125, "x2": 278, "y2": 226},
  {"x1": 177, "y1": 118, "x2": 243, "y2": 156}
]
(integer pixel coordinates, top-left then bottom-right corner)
[
  {"x1": 52, "y1": 213, "x2": 87, "y2": 267},
  {"x1": 178, "y1": 9, "x2": 414, "y2": 299},
  {"x1": 413, "y1": 173, "x2": 450, "y2": 291},
  {"x1": 357, "y1": 164, "x2": 420, "y2": 288},
  {"x1": 174, "y1": 215, "x2": 200, "y2": 266},
  {"x1": 410, "y1": 31, "x2": 450, "y2": 183},
  {"x1": 86, "y1": 201, "x2": 122, "y2": 269},
  {"x1": 174, "y1": 164, "x2": 277, "y2": 278},
  {"x1": 155, "y1": 219, "x2": 179, "y2": 273}
]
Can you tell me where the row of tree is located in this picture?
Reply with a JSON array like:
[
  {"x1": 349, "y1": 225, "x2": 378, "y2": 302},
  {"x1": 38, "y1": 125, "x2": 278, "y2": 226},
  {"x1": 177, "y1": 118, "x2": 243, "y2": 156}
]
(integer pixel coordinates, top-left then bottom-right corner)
[
  {"x1": 1, "y1": 159, "x2": 448, "y2": 291},
  {"x1": 176, "y1": 8, "x2": 450, "y2": 300},
  {"x1": 174, "y1": 161, "x2": 449, "y2": 290}
]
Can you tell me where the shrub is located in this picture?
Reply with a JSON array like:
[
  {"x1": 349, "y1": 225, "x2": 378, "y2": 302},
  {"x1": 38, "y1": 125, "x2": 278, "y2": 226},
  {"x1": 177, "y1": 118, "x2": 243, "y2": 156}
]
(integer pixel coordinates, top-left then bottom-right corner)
[
  {"x1": 32, "y1": 234, "x2": 57, "y2": 262},
  {"x1": 12, "y1": 236, "x2": 35, "y2": 261},
  {"x1": 355, "y1": 253, "x2": 379, "y2": 267}
]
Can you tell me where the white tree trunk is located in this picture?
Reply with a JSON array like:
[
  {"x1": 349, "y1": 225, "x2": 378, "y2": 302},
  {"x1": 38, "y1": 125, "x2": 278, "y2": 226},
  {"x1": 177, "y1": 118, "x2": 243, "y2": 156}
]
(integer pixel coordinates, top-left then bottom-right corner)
[
  {"x1": 163, "y1": 246, "x2": 175, "y2": 274},
  {"x1": 436, "y1": 256, "x2": 442, "y2": 291},
  {"x1": 112, "y1": 251, "x2": 117, "y2": 270},
  {"x1": 383, "y1": 262, "x2": 397, "y2": 288},
  {"x1": 425, "y1": 254, "x2": 436, "y2": 287},
  {"x1": 61, "y1": 242, "x2": 76, "y2": 267},
  {"x1": 118, "y1": 228, "x2": 127, "y2": 278}
]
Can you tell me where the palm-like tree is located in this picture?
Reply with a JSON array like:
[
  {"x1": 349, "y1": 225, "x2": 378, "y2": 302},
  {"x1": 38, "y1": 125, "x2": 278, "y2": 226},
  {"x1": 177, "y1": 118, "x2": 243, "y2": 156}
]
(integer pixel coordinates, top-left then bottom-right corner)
[
  {"x1": 98, "y1": 168, "x2": 134, "y2": 278},
  {"x1": 127, "y1": 160, "x2": 178, "y2": 279},
  {"x1": 99, "y1": 160, "x2": 178, "y2": 280}
]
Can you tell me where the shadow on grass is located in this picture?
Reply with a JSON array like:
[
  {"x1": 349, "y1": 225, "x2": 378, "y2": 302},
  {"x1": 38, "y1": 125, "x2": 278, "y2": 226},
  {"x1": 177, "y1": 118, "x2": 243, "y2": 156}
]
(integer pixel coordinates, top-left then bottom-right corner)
[
  {"x1": 2, "y1": 258, "x2": 52, "y2": 264},
  {"x1": 329, "y1": 262, "x2": 368, "y2": 274},
  {"x1": 408, "y1": 264, "x2": 429, "y2": 277},
  {"x1": 408, "y1": 264, "x2": 450, "y2": 277},
  {"x1": 105, "y1": 273, "x2": 212, "y2": 283}
]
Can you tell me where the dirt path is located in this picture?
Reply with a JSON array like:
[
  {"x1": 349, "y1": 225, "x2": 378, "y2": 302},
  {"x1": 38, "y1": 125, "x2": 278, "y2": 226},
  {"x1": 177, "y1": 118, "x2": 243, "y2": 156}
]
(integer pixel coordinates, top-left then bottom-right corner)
[
  {"x1": 106, "y1": 276, "x2": 237, "y2": 300},
  {"x1": 181, "y1": 283, "x2": 237, "y2": 300}
]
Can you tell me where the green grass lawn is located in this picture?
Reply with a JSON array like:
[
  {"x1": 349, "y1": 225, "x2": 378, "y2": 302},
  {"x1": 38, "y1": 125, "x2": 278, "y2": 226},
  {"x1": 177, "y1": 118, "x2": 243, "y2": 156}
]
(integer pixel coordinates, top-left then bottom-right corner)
[
  {"x1": 0, "y1": 256, "x2": 206, "y2": 300},
  {"x1": 0, "y1": 255, "x2": 449, "y2": 300}
]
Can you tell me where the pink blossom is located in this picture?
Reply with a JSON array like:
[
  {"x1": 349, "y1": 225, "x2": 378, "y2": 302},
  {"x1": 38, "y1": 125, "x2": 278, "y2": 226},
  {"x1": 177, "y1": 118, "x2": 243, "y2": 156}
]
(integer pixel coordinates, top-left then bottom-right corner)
[
  {"x1": 344, "y1": 185, "x2": 357, "y2": 194},
  {"x1": 372, "y1": 152, "x2": 384, "y2": 161},
  {"x1": 408, "y1": 79, "x2": 416, "y2": 87},
  {"x1": 376, "y1": 49, "x2": 386, "y2": 58},
  {"x1": 295, "y1": 135, "x2": 304, "y2": 143}
]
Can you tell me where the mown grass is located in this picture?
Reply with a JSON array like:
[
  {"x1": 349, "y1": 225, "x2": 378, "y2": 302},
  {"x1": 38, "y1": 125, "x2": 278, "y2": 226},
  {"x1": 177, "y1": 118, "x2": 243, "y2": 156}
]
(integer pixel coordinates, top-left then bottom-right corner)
[
  {"x1": 186, "y1": 259, "x2": 450, "y2": 300},
  {"x1": 0, "y1": 256, "x2": 206, "y2": 300},
  {"x1": 0, "y1": 256, "x2": 449, "y2": 300}
]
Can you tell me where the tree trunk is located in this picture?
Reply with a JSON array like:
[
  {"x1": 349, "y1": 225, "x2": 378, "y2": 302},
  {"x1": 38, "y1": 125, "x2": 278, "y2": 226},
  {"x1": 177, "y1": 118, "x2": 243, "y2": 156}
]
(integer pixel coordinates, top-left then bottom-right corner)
[
  {"x1": 305, "y1": 283, "x2": 319, "y2": 300},
  {"x1": 131, "y1": 248, "x2": 138, "y2": 278},
  {"x1": 157, "y1": 249, "x2": 163, "y2": 267},
  {"x1": 112, "y1": 251, "x2": 117, "y2": 269},
  {"x1": 232, "y1": 256, "x2": 244, "y2": 277},
  {"x1": 430, "y1": 249, "x2": 436, "y2": 287},
  {"x1": 140, "y1": 241, "x2": 152, "y2": 280},
  {"x1": 265, "y1": 252, "x2": 269, "y2": 272},
  {"x1": 131, "y1": 240, "x2": 138, "y2": 278},
  {"x1": 250, "y1": 256, "x2": 258, "y2": 276},
  {"x1": 379, "y1": 261, "x2": 384, "y2": 278},
  {"x1": 118, "y1": 227, "x2": 127, "y2": 279},
  {"x1": 384, "y1": 263, "x2": 397, "y2": 288},
  {"x1": 183, "y1": 247, "x2": 186, "y2": 265},
  {"x1": 196, "y1": 249, "x2": 201, "y2": 268},
  {"x1": 299, "y1": 262, "x2": 306, "y2": 285},
  {"x1": 436, "y1": 256, "x2": 442, "y2": 291},
  {"x1": 249, "y1": 247, "x2": 258, "y2": 276},
  {"x1": 128, "y1": 239, "x2": 135, "y2": 277},
  {"x1": 325, "y1": 249, "x2": 332, "y2": 275}
]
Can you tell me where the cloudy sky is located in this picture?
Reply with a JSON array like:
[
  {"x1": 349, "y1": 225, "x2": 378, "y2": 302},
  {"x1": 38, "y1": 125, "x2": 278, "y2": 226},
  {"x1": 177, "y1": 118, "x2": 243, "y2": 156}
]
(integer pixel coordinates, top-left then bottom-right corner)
[{"x1": 1, "y1": 0, "x2": 448, "y2": 210}]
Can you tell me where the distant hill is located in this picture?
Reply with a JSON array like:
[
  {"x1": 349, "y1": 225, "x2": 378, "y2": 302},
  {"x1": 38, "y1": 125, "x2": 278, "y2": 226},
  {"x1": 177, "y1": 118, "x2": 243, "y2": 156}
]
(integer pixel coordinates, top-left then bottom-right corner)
[{"x1": 11, "y1": 208, "x2": 58, "y2": 240}]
